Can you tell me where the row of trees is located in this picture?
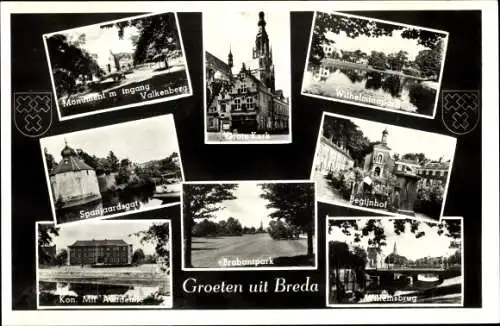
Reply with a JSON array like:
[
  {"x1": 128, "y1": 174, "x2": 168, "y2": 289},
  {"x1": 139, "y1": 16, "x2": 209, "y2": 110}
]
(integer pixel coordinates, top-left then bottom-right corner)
[
  {"x1": 192, "y1": 217, "x2": 242, "y2": 237},
  {"x1": 48, "y1": 13, "x2": 180, "y2": 99},
  {"x1": 310, "y1": 12, "x2": 446, "y2": 79},
  {"x1": 182, "y1": 183, "x2": 315, "y2": 267},
  {"x1": 37, "y1": 222, "x2": 170, "y2": 271},
  {"x1": 328, "y1": 44, "x2": 443, "y2": 79},
  {"x1": 328, "y1": 218, "x2": 461, "y2": 300},
  {"x1": 45, "y1": 147, "x2": 180, "y2": 186}
]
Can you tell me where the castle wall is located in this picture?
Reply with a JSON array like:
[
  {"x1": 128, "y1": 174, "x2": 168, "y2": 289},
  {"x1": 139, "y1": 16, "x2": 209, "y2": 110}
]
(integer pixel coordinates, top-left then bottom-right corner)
[{"x1": 50, "y1": 170, "x2": 101, "y2": 204}]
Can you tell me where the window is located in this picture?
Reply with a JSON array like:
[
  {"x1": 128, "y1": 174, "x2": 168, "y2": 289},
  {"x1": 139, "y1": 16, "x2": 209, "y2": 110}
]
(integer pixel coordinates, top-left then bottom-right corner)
[
  {"x1": 246, "y1": 97, "x2": 254, "y2": 110},
  {"x1": 221, "y1": 104, "x2": 226, "y2": 113},
  {"x1": 234, "y1": 98, "x2": 241, "y2": 111},
  {"x1": 238, "y1": 84, "x2": 248, "y2": 94},
  {"x1": 374, "y1": 167, "x2": 381, "y2": 177},
  {"x1": 376, "y1": 153, "x2": 383, "y2": 163}
]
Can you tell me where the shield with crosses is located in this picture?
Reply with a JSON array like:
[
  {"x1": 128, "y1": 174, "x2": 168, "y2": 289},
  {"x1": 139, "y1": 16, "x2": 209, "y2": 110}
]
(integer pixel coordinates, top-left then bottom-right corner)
[
  {"x1": 441, "y1": 90, "x2": 480, "y2": 135},
  {"x1": 13, "y1": 92, "x2": 53, "y2": 137}
]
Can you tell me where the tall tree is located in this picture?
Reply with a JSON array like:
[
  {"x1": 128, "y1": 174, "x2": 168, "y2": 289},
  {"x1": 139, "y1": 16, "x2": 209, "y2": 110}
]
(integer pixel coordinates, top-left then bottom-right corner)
[
  {"x1": 309, "y1": 12, "x2": 446, "y2": 69},
  {"x1": 38, "y1": 224, "x2": 60, "y2": 265},
  {"x1": 107, "y1": 151, "x2": 120, "y2": 172},
  {"x1": 131, "y1": 222, "x2": 170, "y2": 272},
  {"x1": 183, "y1": 184, "x2": 238, "y2": 267},
  {"x1": 55, "y1": 249, "x2": 68, "y2": 267},
  {"x1": 259, "y1": 183, "x2": 315, "y2": 256},
  {"x1": 44, "y1": 148, "x2": 57, "y2": 173},
  {"x1": 45, "y1": 34, "x2": 104, "y2": 98},
  {"x1": 132, "y1": 248, "x2": 146, "y2": 265},
  {"x1": 322, "y1": 116, "x2": 372, "y2": 166}
]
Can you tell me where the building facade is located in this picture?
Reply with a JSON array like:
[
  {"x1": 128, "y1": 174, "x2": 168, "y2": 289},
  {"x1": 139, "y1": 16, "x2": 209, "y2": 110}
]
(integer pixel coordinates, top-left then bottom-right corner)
[
  {"x1": 206, "y1": 12, "x2": 289, "y2": 134},
  {"x1": 417, "y1": 160, "x2": 450, "y2": 187},
  {"x1": 315, "y1": 136, "x2": 354, "y2": 174},
  {"x1": 68, "y1": 239, "x2": 133, "y2": 266},
  {"x1": 362, "y1": 128, "x2": 395, "y2": 180},
  {"x1": 49, "y1": 142, "x2": 102, "y2": 209}
]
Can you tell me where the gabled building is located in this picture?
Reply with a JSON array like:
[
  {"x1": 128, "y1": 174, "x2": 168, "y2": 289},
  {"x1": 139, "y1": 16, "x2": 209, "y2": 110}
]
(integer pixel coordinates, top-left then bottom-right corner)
[{"x1": 205, "y1": 12, "x2": 289, "y2": 134}]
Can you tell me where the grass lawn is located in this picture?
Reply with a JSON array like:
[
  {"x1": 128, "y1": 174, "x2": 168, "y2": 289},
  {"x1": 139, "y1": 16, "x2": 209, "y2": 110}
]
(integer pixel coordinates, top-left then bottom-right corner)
[{"x1": 191, "y1": 233, "x2": 314, "y2": 268}]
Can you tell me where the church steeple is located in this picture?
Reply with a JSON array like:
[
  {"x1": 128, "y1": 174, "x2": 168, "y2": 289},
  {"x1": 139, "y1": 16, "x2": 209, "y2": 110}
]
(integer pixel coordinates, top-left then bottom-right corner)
[
  {"x1": 228, "y1": 44, "x2": 233, "y2": 69},
  {"x1": 253, "y1": 11, "x2": 275, "y2": 92},
  {"x1": 393, "y1": 242, "x2": 398, "y2": 255}
]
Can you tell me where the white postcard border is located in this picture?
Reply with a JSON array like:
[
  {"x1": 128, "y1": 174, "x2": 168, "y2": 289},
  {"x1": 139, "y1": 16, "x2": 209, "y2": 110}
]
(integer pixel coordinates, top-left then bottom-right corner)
[
  {"x1": 310, "y1": 111, "x2": 457, "y2": 222},
  {"x1": 325, "y1": 216, "x2": 464, "y2": 308},
  {"x1": 301, "y1": 11, "x2": 449, "y2": 120},
  {"x1": 39, "y1": 114, "x2": 185, "y2": 226},
  {"x1": 202, "y1": 11, "x2": 293, "y2": 145},
  {"x1": 180, "y1": 179, "x2": 318, "y2": 271},
  {"x1": 42, "y1": 12, "x2": 193, "y2": 121},
  {"x1": 35, "y1": 219, "x2": 173, "y2": 310}
]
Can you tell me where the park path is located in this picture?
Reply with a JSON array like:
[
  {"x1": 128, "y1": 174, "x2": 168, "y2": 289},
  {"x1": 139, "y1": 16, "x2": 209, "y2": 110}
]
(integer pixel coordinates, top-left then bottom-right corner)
[{"x1": 192, "y1": 233, "x2": 308, "y2": 268}]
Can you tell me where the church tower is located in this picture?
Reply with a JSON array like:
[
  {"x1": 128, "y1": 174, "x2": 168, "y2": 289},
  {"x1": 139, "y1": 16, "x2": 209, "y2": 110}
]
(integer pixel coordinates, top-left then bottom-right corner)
[
  {"x1": 228, "y1": 45, "x2": 233, "y2": 70},
  {"x1": 393, "y1": 242, "x2": 398, "y2": 255},
  {"x1": 253, "y1": 11, "x2": 275, "y2": 92},
  {"x1": 382, "y1": 128, "x2": 388, "y2": 146}
]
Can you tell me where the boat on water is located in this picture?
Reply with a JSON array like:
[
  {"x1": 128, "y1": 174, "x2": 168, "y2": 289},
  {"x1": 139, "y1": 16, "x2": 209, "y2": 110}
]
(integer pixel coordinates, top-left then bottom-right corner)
[
  {"x1": 152, "y1": 172, "x2": 181, "y2": 200},
  {"x1": 417, "y1": 273, "x2": 440, "y2": 282}
]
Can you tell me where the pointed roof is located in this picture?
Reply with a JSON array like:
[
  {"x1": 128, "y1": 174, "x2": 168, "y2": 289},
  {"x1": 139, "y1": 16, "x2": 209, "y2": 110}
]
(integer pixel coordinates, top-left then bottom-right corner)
[{"x1": 51, "y1": 142, "x2": 94, "y2": 175}]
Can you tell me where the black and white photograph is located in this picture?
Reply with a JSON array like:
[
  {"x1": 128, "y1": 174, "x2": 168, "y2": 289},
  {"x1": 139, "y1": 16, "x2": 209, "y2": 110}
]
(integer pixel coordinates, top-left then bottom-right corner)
[
  {"x1": 326, "y1": 216, "x2": 463, "y2": 306},
  {"x1": 43, "y1": 12, "x2": 192, "y2": 120},
  {"x1": 181, "y1": 181, "x2": 316, "y2": 270},
  {"x1": 40, "y1": 114, "x2": 184, "y2": 225},
  {"x1": 311, "y1": 112, "x2": 456, "y2": 221},
  {"x1": 36, "y1": 219, "x2": 172, "y2": 309},
  {"x1": 302, "y1": 11, "x2": 448, "y2": 118},
  {"x1": 203, "y1": 11, "x2": 291, "y2": 144}
]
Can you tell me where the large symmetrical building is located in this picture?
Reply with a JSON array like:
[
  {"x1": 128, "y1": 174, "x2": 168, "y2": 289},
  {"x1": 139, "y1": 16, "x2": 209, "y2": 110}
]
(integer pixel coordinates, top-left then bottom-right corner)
[
  {"x1": 68, "y1": 239, "x2": 132, "y2": 266},
  {"x1": 206, "y1": 12, "x2": 289, "y2": 134}
]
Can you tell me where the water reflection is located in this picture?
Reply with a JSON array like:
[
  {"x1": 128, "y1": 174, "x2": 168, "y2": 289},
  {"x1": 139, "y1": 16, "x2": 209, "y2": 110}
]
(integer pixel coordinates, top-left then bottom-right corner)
[
  {"x1": 39, "y1": 281, "x2": 170, "y2": 306},
  {"x1": 55, "y1": 184, "x2": 174, "y2": 223},
  {"x1": 305, "y1": 65, "x2": 437, "y2": 116}
]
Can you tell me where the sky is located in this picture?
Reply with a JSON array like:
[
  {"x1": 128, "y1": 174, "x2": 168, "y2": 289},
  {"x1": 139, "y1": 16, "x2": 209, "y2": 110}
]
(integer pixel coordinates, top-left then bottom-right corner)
[
  {"x1": 41, "y1": 115, "x2": 180, "y2": 164},
  {"x1": 43, "y1": 221, "x2": 168, "y2": 256},
  {"x1": 203, "y1": 11, "x2": 290, "y2": 97},
  {"x1": 210, "y1": 183, "x2": 276, "y2": 228},
  {"x1": 324, "y1": 29, "x2": 430, "y2": 61},
  {"x1": 63, "y1": 23, "x2": 140, "y2": 69},
  {"x1": 327, "y1": 219, "x2": 460, "y2": 260},
  {"x1": 325, "y1": 115, "x2": 457, "y2": 162}
]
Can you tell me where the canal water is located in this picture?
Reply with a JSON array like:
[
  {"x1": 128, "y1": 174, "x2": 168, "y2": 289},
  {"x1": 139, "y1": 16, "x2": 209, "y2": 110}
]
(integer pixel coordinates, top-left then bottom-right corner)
[
  {"x1": 303, "y1": 66, "x2": 437, "y2": 116},
  {"x1": 39, "y1": 280, "x2": 170, "y2": 306},
  {"x1": 55, "y1": 185, "x2": 177, "y2": 223}
]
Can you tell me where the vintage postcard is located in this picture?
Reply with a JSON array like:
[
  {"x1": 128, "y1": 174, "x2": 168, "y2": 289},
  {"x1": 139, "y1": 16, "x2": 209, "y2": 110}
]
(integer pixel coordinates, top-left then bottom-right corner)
[
  {"x1": 203, "y1": 11, "x2": 291, "y2": 144},
  {"x1": 36, "y1": 219, "x2": 172, "y2": 309},
  {"x1": 181, "y1": 180, "x2": 317, "y2": 270},
  {"x1": 40, "y1": 114, "x2": 184, "y2": 225},
  {"x1": 302, "y1": 11, "x2": 448, "y2": 119},
  {"x1": 311, "y1": 112, "x2": 456, "y2": 221},
  {"x1": 326, "y1": 216, "x2": 463, "y2": 307},
  {"x1": 42, "y1": 12, "x2": 192, "y2": 120}
]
